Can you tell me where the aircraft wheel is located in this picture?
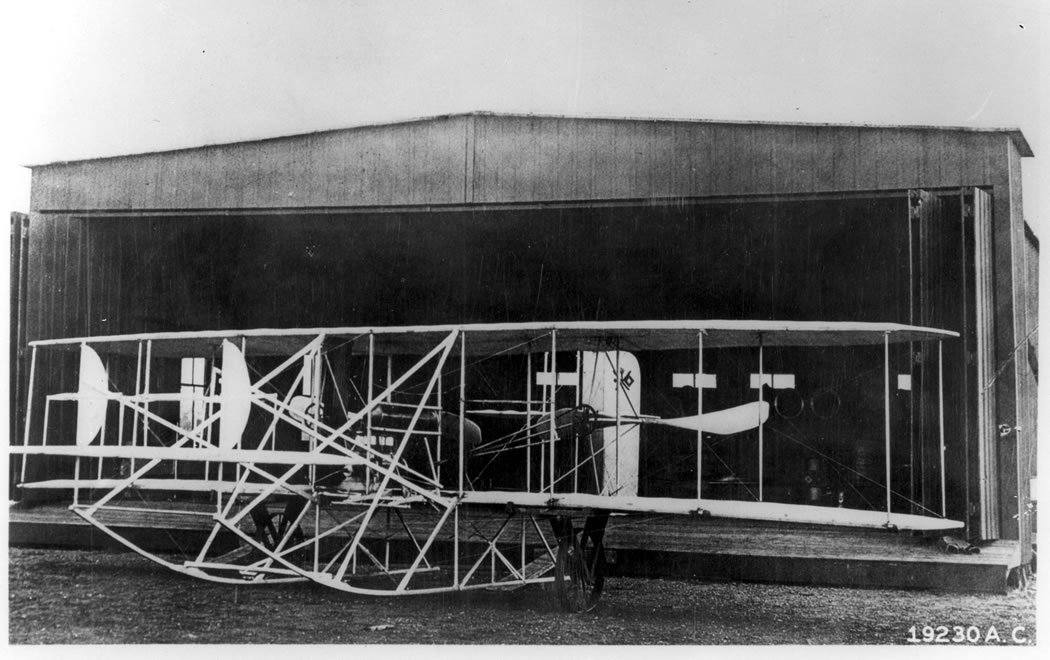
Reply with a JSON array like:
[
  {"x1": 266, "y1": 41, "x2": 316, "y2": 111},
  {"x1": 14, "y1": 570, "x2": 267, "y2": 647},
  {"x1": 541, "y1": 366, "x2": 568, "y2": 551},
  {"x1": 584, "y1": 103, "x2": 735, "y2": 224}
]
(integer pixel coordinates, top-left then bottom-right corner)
[
  {"x1": 553, "y1": 518, "x2": 607, "y2": 613},
  {"x1": 255, "y1": 505, "x2": 307, "y2": 566}
]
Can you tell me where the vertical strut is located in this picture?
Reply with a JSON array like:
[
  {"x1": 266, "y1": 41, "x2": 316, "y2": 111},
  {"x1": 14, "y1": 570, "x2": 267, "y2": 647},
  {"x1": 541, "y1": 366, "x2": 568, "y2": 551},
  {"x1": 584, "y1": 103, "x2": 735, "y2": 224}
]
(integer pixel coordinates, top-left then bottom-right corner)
[
  {"x1": 540, "y1": 352, "x2": 547, "y2": 491},
  {"x1": 455, "y1": 330, "x2": 466, "y2": 587},
  {"x1": 757, "y1": 336, "x2": 764, "y2": 502},
  {"x1": 98, "y1": 357, "x2": 108, "y2": 479},
  {"x1": 938, "y1": 340, "x2": 946, "y2": 518},
  {"x1": 130, "y1": 342, "x2": 142, "y2": 472},
  {"x1": 549, "y1": 330, "x2": 557, "y2": 494},
  {"x1": 526, "y1": 350, "x2": 532, "y2": 493},
  {"x1": 204, "y1": 358, "x2": 217, "y2": 481},
  {"x1": 697, "y1": 331, "x2": 704, "y2": 500},
  {"x1": 574, "y1": 350, "x2": 580, "y2": 494},
  {"x1": 19, "y1": 346, "x2": 38, "y2": 483},
  {"x1": 140, "y1": 340, "x2": 152, "y2": 475},
  {"x1": 436, "y1": 368, "x2": 442, "y2": 484},
  {"x1": 366, "y1": 333, "x2": 374, "y2": 493},
  {"x1": 458, "y1": 331, "x2": 466, "y2": 495},
  {"x1": 884, "y1": 332, "x2": 892, "y2": 518},
  {"x1": 614, "y1": 346, "x2": 621, "y2": 491}
]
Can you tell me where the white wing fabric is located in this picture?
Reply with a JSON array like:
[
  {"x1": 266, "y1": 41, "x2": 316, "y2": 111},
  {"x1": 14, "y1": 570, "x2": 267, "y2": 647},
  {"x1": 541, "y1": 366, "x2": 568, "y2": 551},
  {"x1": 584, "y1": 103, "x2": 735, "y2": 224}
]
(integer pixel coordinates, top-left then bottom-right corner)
[
  {"x1": 75, "y1": 345, "x2": 109, "y2": 446},
  {"x1": 219, "y1": 340, "x2": 252, "y2": 449}
]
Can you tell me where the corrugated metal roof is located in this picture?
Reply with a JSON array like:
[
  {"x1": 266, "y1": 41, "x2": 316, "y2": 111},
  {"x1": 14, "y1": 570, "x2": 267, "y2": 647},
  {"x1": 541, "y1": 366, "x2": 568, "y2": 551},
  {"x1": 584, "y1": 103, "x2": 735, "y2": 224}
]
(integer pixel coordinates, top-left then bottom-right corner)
[{"x1": 24, "y1": 111, "x2": 1033, "y2": 168}]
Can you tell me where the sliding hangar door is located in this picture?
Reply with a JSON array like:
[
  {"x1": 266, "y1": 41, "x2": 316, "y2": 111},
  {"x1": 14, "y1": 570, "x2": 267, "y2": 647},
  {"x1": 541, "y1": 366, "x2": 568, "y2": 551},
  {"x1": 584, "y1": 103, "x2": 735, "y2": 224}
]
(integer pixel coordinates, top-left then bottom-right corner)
[{"x1": 17, "y1": 188, "x2": 999, "y2": 538}]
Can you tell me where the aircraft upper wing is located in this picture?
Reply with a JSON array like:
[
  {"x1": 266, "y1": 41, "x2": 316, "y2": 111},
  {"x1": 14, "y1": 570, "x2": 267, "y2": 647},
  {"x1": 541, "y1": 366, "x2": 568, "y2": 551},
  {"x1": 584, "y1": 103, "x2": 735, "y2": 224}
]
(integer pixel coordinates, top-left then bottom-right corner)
[{"x1": 26, "y1": 319, "x2": 959, "y2": 357}]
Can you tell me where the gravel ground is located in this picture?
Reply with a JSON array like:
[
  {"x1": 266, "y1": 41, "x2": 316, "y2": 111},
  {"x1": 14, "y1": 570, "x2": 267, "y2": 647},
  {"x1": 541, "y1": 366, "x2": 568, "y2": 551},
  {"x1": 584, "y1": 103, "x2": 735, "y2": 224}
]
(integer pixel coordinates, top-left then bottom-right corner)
[{"x1": 8, "y1": 547, "x2": 1036, "y2": 645}]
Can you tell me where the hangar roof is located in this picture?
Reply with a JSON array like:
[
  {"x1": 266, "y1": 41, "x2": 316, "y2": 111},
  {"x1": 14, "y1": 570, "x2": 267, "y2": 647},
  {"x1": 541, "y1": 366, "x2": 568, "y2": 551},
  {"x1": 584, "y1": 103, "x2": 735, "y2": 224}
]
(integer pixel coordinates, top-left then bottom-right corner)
[{"x1": 26, "y1": 111, "x2": 1033, "y2": 166}]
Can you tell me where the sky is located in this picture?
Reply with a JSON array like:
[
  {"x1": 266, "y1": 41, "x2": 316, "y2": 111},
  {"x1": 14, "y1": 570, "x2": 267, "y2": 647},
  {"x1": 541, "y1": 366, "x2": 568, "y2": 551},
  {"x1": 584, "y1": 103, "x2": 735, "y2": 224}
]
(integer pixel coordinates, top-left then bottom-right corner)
[{"x1": 1, "y1": 0, "x2": 1046, "y2": 230}]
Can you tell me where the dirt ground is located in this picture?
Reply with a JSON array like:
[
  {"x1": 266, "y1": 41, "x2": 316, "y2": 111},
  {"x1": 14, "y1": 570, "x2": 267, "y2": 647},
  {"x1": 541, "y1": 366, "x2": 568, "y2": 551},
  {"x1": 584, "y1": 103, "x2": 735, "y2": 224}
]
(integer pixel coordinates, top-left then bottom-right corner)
[{"x1": 8, "y1": 547, "x2": 1036, "y2": 645}]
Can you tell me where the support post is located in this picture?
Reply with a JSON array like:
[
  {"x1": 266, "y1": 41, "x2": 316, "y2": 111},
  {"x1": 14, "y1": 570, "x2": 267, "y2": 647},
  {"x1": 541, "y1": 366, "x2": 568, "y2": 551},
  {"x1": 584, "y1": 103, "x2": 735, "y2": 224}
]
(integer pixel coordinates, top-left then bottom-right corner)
[
  {"x1": 938, "y1": 340, "x2": 946, "y2": 518},
  {"x1": 884, "y1": 332, "x2": 892, "y2": 517},
  {"x1": 140, "y1": 340, "x2": 152, "y2": 475},
  {"x1": 366, "y1": 333, "x2": 374, "y2": 493},
  {"x1": 98, "y1": 358, "x2": 108, "y2": 480},
  {"x1": 458, "y1": 331, "x2": 466, "y2": 495},
  {"x1": 436, "y1": 369, "x2": 442, "y2": 485},
  {"x1": 697, "y1": 332, "x2": 704, "y2": 500},
  {"x1": 73, "y1": 457, "x2": 80, "y2": 506},
  {"x1": 758, "y1": 336, "x2": 764, "y2": 502},
  {"x1": 540, "y1": 352, "x2": 547, "y2": 492},
  {"x1": 310, "y1": 344, "x2": 321, "y2": 571},
  {"x1": 549, "y1": 330, "x2": 557, "y2": 494},
  {"x1": 204, "y1": 358, "x2": 217, "y2": 481},
  {"x1": 129, "y1": 342, "x2": 143, "y2": 472},
  {"x1": 526, "y1": 351, "x2": 532, "y2": 493},
  {"x1": 455, "y1": 330, "x2": 466, "y2": 587},
  {"x1": 314, "y1": 501, "x2": 320, "y2": 573},
  {"x1": 19, "y1": 346, "x2": 37, "y2": 483},
  {"x1": 614, "y1": 346, "x2": 621, "y2": 491},
  {"x1": 574, "y1": 350, "x2": 580, "y2": 494}
]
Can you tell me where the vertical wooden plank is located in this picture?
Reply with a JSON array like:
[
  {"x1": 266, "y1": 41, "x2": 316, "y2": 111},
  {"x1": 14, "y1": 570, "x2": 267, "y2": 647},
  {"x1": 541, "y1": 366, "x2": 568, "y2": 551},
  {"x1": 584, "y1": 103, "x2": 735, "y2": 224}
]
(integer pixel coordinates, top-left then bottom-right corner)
[
  {"x1": 853, "y1": 128, "x2": 883, "y2": 191},
  {"x1": 198, "y1": 146, "x2": 221, "y2": 209},
  {"x1": 944, "y1": 129, "x2": 966, "y2": 187},
  {"x1": 969, "y1": 187, "x2": 1000, "y2": 539},
  {"x1": 25, "y1": 214, "x2": 48, "y2": 342},
  {"x1": 1019, "y1": 220, "x2": 1038, "y2": 563},
  {"x1": 708, "y1": 123, "x2": 733, "y2": 196},
  {"x1": 989, "y1": 138, "x2": 1027, "y2": 548},
  {"x1": 759, "y1": 124, "x2": 784, "y2": 194},
  {"x1": 735, "y1": 124, "x2": 761, "y2": 195},
  {"x1": 618, "y1": 118, "x2": 636, "y2": 197},
  {"x1": 314, "y1": 130, "x2": 334, "y2": 205},
  {"x1": 303, "y1": 132, "x2": 324, "y2": 206},
  {"x1": 580, "y1": 118, "x2": 598, "y2": 200},
  {"x1": 917, "y1": 130, "x2": 944, "y2": 188},
  {"x1": 9, "y1": 213, "x2": 28, "y2": 495},
  {"x1": 552, "y1": 117, "x2": 573, "y2": 201},
  {"x1": 695, "y1": 122, "x2": 717, "y2": 197},
  {"x1": 887, "y1": 129, "x2": 915, "y2": 191},
  {"x1": 959, "y1": 133, "x2": 995, "y2": 188},
  {"x1": 805, "y1": 126, "x2": 833, "y2": 192},
  {"x1": 590, "y1": 120, "x2": 615, "y2": 199},
  {"x1": 570, "y1": 116, "x2": 589, "y2": 200},
  {"x1": 667, "y1": 122, "x2": 684, "y2": 196},
  {"x1": 873, "y1": 129, "x2": 903, "y2": 190},
  {"x1": 140, "y1": 152, "x2": 163, "y2": 210},
  {"x1": 771, "y1": 125, "x2": 802, "y2": 194}
]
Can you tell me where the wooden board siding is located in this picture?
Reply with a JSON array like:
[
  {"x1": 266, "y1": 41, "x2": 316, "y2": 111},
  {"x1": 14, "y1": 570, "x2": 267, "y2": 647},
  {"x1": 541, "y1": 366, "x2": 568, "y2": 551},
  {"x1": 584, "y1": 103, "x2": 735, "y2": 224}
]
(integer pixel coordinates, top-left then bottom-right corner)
[
  {"x1": 30, "y1": 114, "x2": 1024, "y2": 212},
  {"x1": 30, "y1": 115, "x2": 472, "y2": 212},
  {"x1": 470, "y1": 116, "x2": 1010, "y2": 204},
  {"x1": 1004, "y1": 140, "x2": 1035, "y2": 561}
]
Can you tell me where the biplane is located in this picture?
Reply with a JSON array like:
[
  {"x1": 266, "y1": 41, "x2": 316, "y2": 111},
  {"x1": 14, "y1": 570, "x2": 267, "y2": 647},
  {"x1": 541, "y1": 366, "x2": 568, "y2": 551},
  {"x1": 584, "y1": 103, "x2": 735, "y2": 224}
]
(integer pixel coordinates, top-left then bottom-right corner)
[{"x1": 11, "y1": 320, "x2": 963, "y2": 612}]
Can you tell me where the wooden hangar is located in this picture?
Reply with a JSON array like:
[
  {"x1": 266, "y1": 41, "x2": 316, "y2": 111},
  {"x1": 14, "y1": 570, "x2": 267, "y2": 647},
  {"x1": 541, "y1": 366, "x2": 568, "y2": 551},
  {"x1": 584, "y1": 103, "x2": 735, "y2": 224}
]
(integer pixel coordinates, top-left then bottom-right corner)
[{"x1": 9, "y1": 112, "x2": 1038, "y2": 590}]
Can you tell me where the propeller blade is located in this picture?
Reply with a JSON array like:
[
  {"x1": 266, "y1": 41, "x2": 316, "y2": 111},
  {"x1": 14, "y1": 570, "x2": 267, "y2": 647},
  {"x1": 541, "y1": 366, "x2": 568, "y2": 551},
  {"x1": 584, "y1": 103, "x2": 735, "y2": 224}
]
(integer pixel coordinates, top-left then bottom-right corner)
[{"x1": 654, "y1": 400, "x2": 770, "y2": 435}]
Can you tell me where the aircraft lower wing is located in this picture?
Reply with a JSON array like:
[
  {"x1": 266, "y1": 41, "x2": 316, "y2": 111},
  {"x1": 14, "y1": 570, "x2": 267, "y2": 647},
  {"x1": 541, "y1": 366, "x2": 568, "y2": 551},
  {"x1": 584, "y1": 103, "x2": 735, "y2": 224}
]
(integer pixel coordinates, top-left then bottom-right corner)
[
  {"x1": 10, "y1": 444, "x2": 365, "y2": 466},
  {"x1": 460, "y1": 491, "x2": 963, "y2": 531}
]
